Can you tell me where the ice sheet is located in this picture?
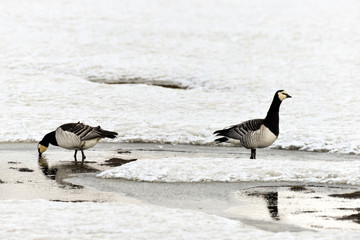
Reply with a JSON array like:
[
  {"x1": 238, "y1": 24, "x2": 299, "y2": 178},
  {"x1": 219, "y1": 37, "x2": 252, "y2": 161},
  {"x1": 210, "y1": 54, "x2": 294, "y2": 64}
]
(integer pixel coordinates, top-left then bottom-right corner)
[
  {"x1": 98, "y1": 157, "x2": 360, "y2": 184},
  {"x1": 1, "y1": 199, "x2": 359, "y2": 239}
]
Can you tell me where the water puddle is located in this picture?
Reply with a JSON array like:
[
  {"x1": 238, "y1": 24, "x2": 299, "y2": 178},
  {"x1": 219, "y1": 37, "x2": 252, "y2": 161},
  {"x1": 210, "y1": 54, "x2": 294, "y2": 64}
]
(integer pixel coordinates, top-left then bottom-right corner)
[
  {"x1": 99, "y1": 157, "x2": 137, "y2": 167},
  {"x1": 38, "y1": 156, "x2": 135, "y2": 187},
  {"x1": 87, "y1": 76, "x2": 189, "y2": 89},
  {"x1": 330, "y1": 191, "x2": 360, "y2": 199},
  {"x1": 38, "y1": 158, "x2": 98, "y2": 188},
  {"x1": 9, "y1": 167, "x2": 34, "y2": 172},
  {"x1": 49, "y1": 199, "x2": 100, "y2": 203},
  {"x1": 236, "y1": 185, "x2": 360, "y2": 230}
]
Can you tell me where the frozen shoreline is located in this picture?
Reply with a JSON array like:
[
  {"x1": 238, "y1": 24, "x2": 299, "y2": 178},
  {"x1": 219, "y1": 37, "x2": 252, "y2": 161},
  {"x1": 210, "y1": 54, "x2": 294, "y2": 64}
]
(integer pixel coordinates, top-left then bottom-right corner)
[{"x1": 1, "y1": 143, "x2": 360, "y2": 239}]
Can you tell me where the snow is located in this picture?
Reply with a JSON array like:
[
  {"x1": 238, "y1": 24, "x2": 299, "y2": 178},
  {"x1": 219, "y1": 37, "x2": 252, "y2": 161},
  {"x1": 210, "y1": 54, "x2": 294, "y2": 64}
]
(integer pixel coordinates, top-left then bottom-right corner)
[
  {"x1": 0, "y1": 0, "x2": 359, "y2": 155},
  {"x1": 1, "y1": 199, "x2": 360, "y2": 240},
  {"x1": 98, "y1": 157, "x2": 360, "y2": 184}
]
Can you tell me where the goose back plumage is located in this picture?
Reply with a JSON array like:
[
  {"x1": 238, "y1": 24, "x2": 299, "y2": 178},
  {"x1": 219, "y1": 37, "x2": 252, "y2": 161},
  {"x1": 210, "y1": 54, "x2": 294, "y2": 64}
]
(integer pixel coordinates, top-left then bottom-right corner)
[
  {"x1": 55, "y1": 122, "x2": 117, "y2": 150},
  {"x1": 214, "y1": 119, "x2": 277, "y2": 149},
  {"x1": 214, "y1": 119, "x2": 263, "y2": 139}
]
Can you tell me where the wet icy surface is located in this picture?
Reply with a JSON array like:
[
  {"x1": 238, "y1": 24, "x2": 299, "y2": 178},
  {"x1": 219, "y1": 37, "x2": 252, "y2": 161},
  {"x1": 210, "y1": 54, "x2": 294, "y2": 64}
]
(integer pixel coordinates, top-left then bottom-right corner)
[{"x1": 2, "y1": 143, "x2": 360, "y2": 239}]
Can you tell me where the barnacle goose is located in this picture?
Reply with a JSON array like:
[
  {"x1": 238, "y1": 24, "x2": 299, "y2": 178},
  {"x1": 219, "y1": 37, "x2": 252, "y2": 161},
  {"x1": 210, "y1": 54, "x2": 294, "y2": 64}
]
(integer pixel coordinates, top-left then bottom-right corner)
[
  {"x1": 214, "y1": 90, "x2": 291, "y2": 159},
  {"x1": 38, "y1": 122, "x2": 118, "y2": 162}
]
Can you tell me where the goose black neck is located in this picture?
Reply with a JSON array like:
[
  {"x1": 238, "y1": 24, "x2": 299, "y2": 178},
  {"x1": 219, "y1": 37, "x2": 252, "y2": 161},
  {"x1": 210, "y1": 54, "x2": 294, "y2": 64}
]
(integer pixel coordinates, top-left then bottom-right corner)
[
  {"x1": 39, "y1": 131, "x2": 58, "y2": 147},
  {"x1": 263, "y1": 96, "x2": 282, "y2": 136}
]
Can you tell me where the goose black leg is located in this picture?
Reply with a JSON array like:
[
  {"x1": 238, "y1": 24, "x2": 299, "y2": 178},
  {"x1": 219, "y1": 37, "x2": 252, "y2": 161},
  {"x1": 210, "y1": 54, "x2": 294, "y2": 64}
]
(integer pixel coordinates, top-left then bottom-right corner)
[
  {"x1": 250, "y1": 149, "x2": 256, "y2": 159},
  {"x1": 81, "y1": 150, "x2": 86, "y2": 162},
  {"x1": 74, "y1": 150, "x2": 78, "y2": 162}
]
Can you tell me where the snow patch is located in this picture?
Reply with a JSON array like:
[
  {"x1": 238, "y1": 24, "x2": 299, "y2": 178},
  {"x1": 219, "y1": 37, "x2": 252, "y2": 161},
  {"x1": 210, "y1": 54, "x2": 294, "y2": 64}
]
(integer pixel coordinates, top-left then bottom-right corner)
[{"x1": 98, "y1": 157, "x2": 360, "y2": 184}]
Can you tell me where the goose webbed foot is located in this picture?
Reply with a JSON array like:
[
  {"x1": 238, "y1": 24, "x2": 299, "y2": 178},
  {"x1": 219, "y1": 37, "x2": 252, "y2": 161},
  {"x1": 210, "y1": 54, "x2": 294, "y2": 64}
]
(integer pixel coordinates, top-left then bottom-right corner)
[{"x1": 81, "y1": 150, "x2": 86, "y2": 162}]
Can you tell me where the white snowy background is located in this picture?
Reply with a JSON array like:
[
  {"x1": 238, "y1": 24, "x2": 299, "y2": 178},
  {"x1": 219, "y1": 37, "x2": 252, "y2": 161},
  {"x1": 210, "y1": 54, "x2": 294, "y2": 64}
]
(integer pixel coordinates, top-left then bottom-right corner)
[{"x1": 1, "y1": 0, "x2": 360, "y2": 154}]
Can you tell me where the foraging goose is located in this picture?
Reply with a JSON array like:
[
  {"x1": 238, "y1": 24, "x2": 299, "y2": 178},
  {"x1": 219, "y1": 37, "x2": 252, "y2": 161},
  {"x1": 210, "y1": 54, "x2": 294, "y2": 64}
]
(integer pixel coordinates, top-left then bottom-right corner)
[
  {"x1": 38, "y1": 122, "x2": 118, "y2": 162},
  {"x1": 214, "y1": 90, "x2": 291, "y2": 159}
]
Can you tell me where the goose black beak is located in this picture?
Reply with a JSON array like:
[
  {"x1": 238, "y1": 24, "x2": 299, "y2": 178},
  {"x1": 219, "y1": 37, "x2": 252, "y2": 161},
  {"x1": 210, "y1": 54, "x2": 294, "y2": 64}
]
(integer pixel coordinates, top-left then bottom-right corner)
[{"x1": 286, "y1": 94, "x2": 292, "y2": 98}]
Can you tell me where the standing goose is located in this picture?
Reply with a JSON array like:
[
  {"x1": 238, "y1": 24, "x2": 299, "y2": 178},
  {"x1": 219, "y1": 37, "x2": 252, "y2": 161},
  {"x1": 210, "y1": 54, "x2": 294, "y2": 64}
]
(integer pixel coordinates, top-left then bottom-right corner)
[
  {"x1": 38, "y1": 122, "x2": 118, "y2": 162},
  {"x1": 214, "y1": 90, "x2": 291, "y2": 159}
]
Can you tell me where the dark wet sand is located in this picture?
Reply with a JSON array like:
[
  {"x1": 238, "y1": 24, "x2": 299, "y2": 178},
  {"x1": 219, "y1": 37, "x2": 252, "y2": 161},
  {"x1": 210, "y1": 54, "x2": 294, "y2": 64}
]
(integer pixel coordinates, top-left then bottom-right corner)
[{"x1": 1, "y1": 142, "x2": 360, "y2": 232}]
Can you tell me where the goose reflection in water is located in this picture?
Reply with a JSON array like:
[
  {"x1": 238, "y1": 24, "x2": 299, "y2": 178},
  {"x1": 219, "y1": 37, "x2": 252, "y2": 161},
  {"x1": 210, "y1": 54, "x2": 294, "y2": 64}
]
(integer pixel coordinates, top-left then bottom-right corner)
[
  {"x1": 263, "y1": 192, "x2": 280, "y2": 221},
  {"x1": 38, "y1": 157, "x2": 99, "y2": 185}
]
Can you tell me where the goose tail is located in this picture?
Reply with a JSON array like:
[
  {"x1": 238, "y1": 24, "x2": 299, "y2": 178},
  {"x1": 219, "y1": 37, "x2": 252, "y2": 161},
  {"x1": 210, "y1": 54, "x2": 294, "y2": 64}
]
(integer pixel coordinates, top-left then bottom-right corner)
[
  {"x1": 102, "y1": 129, "x2": 118, "y2": 139},
  {"x1": 214, "y1": 129, "x2": 229, "y2": 143},
  {"x1": 214, "y1": 129, "x2": 226, "y2": 136},
  {"x1": 214, "y1": 137, "x2": 229, "y2": 143}
]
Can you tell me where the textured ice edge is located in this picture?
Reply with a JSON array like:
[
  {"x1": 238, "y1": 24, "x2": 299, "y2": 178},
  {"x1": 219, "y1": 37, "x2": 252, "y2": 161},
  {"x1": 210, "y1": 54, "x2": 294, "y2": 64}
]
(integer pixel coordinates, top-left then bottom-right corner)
[
  {"x1": 97, "y1": 157, "x2": 360, "y2": 184},
  {"x1": 2, "y1": 138, "x2": 359, "y2": 156}
]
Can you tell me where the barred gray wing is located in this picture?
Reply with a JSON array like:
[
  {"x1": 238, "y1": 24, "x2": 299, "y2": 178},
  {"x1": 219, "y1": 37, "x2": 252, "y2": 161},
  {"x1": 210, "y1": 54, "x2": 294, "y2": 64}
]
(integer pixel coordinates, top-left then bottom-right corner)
[
  {"x1": 214, "y1": 119, "x2": 263, "y2": 140},
  {"x1": 60, "y1": 122, "x2": 102, "y2": 141}
]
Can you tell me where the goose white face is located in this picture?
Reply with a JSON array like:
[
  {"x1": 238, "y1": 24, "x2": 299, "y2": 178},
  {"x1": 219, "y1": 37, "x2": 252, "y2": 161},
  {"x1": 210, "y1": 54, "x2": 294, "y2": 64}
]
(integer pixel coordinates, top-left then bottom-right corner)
[{"x1": 278, "y1": 91, "x2": 292, "y2": 101}]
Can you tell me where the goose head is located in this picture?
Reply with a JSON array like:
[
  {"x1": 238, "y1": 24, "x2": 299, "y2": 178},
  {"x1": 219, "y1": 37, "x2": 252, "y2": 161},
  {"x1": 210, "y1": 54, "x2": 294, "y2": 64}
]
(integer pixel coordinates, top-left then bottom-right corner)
[
  {"x1": 38, "y1": 142, "x2": 48, "y2": 158},
  {"x1": 277, "y1": 90, "x2": 292, "y2": 101}
]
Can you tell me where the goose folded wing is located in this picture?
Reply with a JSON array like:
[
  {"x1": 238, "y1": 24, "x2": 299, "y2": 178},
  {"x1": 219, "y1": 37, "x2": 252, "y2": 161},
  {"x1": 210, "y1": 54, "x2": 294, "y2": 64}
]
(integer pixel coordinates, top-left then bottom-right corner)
[
  {"x1": 60, "y1": 123, "x2": 98, "y2": 140},
  {"x1": 215, "y1": 119, "x2": 263, "y2": 140},
  {"x1": 80, "y1": 127, "x2": 104, "y2": 141},
  {"x1": 60, "y1": 123, "x2": 81, "y2": 132}
]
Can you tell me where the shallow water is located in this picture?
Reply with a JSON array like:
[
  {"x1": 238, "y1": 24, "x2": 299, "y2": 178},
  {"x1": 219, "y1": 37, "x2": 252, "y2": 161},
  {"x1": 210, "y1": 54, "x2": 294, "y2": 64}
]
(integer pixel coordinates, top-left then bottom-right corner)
[
  {"x1": 2, "y1": 142, "x2": 360, "y2": 239},
  {"x1": 1, "y1": 0, "x2": 360, "y2": 155}
]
